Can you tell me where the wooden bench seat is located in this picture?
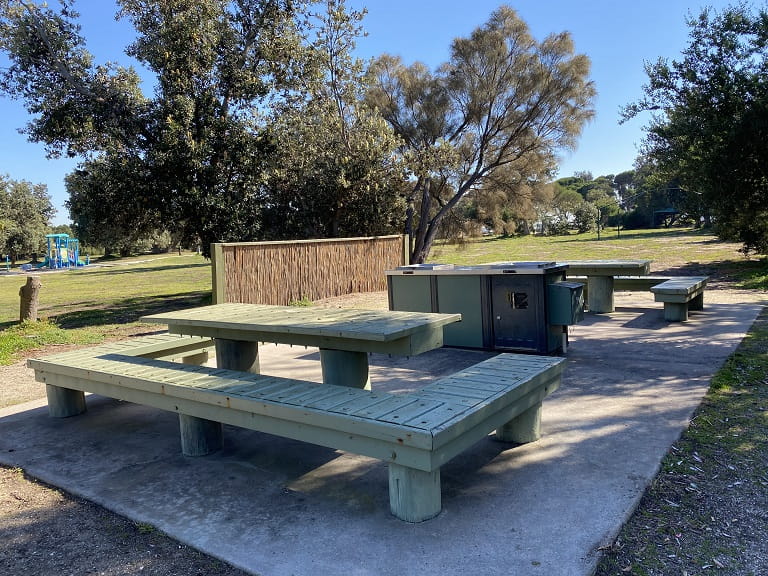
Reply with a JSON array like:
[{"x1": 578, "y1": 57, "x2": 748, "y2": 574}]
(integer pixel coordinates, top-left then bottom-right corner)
[
  {"x1": 650, "y1": 276, "x2": 708, "y2": 321},
  {"x1": 97, "y1": 333, "x2": 215, "y2": 361},
  {"x1": 39, "y1": 334, "x2": 215, "y2": 417},
  {"x1": 612, "y1": 275, "x2": 673, "y2": 291},
  {"x1": 28, "y1": 343, "x2": 564, "y2": 523},
  {"x1": 566, "y1": 275, "x2": 708, "y2": 320}
]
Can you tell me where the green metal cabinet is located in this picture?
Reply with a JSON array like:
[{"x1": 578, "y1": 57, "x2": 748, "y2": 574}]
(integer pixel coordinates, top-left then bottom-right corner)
[
  {"x1": 388, "y1": 274, "x2": 433, "y2": 313},
  {"x1": 547, "y1": 281, "x2": 585, "y2": 326},
  {"x1": 435, "y1": 275, "x2": 487, "y2": 348},
  {"x1": 387, "y1": 262, "x2": 583, "y2": 354}
]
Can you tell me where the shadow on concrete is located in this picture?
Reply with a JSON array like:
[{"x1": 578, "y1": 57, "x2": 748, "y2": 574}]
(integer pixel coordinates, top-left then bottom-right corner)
[{"x1": 0, "y1": 299, "x2": 763, "y2": 576}]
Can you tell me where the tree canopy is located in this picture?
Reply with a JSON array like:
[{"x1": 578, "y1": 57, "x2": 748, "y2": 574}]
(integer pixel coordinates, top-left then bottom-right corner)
[
  {"x1": 367, "y1": 6, "x2": 595, "y2": 263},
  {"x1": 0, "y1": 174, "x2": 54, "y2": 263},
  {"x1": 260, "y1": 0, "x2": 405, "y2": 239},
  {"x1": 622, "y1": 2, "x2": 768, "y2": 253},
  {"x1": 2, "y1": 2, "x2": 597, "y2": 261},
  {"x1": 0, "y1": 0, "x2": 404, "y2": 256}
]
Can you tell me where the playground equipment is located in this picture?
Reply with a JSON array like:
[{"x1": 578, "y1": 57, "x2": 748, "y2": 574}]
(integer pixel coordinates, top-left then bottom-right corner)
[{"x1": 41, "y1": 233, "x2": 87, "y2": 269}]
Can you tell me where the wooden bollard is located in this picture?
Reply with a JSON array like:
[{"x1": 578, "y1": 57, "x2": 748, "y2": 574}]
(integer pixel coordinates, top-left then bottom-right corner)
[{"x1": 19, "y1": 275, "x2": 42, "y2": 322}]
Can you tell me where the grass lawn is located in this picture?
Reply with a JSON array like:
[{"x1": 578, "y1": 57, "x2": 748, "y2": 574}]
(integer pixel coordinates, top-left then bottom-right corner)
[
  {"x1": 0, "y1": 253, "x2": 211, "y2": 327},
  {"x1": 431, "y1": 227, "x2": 761, "y2": 274},
  {"x1": 0, "y1": 253, "x2": 211, "y2": 364}
]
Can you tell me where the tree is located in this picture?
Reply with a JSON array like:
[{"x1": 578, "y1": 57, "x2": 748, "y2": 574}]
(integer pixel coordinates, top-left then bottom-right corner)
[
  {"x1": 622, "y1": 3, "x2": 768, "y2": 253},
  {"x1": 0, "y1": 0, "x2": 308, "y2": 256},
  {"x1": 0, "y1": 174, "x2": 54, "y2": 263},
  {"x1": 550, "y1": 172, "x2": 621, "y2": 234},
  {"x1": 367, "y1": 5, "x2": 595, "y2": 263},
  {"x1": 546, "y1": 185, "x2": 583, "y2": 234},
  {"x1": 261, "y1": 0, "x2": 406, "y2": 240},
  {"x1": 617, "y1": 157, "x2": 695, "y2": 229},
  {"x1": 612, "y1": 170, "x2": 636, "y2": 209},
  {"x1": 469, "y1": 164, "x2": 555, "y2": 236},
  {"x1": 65, "y1": 156, "x2": 167, "y2": 255}
]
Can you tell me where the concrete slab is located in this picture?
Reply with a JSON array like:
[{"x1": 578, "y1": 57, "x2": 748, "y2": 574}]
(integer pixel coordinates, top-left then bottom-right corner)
[{"x1": 0, "y1": 300, "x2": 763, "y2": 576}]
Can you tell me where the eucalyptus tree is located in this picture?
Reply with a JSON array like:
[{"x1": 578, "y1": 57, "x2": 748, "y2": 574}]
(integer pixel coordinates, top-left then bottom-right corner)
[
  {"x1": 622, "y1": 3, "x2": 768, "y2": 253},
  {"x1": 367, "y1": 5, "x2": 595, "y2": 263}
]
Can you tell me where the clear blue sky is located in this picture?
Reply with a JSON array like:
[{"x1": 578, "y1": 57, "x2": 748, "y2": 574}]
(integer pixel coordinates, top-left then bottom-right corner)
[{"x1": 0, "y1": 0, "x2": 739, "y2": 225}]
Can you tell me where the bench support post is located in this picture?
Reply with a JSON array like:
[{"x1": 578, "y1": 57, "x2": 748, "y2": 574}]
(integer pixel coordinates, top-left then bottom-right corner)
[
  {"x1": 388, "y1": 464, "x2": 441, "y2": 522},
  {"x1": 320, "y1": 349, "x2": 371, "y2": 389},
  {"x1": 663, "y1": 302, "x2": 688, "y2": 322},
  {"x1": 46, "y1": 385, "x2": 86, "y2": 418},
  {"x1": 495, "y1": 402, "x2": 542, "y2": 443},
  {"x1": 179, "y1": 414, "x2": 223, "y2": 456},
  {"x1": 689, "y1": 292, "x2": 704, "y2": 311}
]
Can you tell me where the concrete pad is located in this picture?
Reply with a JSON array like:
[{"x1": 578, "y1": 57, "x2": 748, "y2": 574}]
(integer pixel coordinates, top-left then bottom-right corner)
[{"x1": 0, "y1": 300, "x2": 763, "y2": 576}]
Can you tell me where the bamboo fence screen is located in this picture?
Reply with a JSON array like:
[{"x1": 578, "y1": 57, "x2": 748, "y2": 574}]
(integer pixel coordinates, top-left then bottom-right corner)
[{"x1": 211, "y1": 235, "x2": 409, "y2": 305}]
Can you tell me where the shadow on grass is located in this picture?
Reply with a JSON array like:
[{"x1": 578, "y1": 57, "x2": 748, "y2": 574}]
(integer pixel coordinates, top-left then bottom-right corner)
[
  {"x1": 650, "y1": 258, "x2": 768, "y2": 289},
  {"x1": 72, "y1": 262, "x2": 210, "y2": 277},
  {"x1": 469, "y1": 227, "x2": 708, "y2": 245},
  {"x1": 28, "y1": 291, "x2": 212, "y2": 330}
]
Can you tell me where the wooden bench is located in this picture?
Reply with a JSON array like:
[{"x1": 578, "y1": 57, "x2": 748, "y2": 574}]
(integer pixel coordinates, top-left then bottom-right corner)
[
  {"x1": 99, "y1": 333, "x2": 215, "y2": 361},
  {"x1": 650, "y1": 276, "x2": 708, "y2": 321},
  {"x1": 28, "y1": 343, "x2": 564, "y2": 523},
  {"x1": 41, "y1": 333, "x2": 215, "y2": 417},
  {"x1": 567, "y1": 275, "x2": 708, "y2": 321}
]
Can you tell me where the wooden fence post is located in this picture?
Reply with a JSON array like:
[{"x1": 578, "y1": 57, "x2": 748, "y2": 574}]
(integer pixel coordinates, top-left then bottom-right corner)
[
  {"x1": 211, "y1": 243, "x2": 226, "y2": 304},
  {"x1": 19, "y1": 275, "x2": 42, "y2": 322}
]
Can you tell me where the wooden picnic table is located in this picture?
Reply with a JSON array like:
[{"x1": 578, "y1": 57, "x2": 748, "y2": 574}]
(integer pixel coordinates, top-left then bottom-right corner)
[
  {"x1": 559, "y1": 259, "x2": 652, "y2": 313},
  {"x1": 142, "y1": 303, "x2": 461, "y2": 390}
]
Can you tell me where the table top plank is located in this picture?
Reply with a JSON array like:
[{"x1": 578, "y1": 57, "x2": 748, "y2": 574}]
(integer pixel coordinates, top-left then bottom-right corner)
[
  {"x1": 560, "y1": 259, "x2": 651, "y2": 276},
  {"x1": 141, "y1": 303, "x2": 461, "y2": 345}
]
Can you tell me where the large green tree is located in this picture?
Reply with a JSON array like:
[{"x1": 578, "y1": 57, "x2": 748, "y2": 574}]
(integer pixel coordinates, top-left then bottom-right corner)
[
  {"x1": 0, "y1": 174, "x2": 54, "y2": 263},
  {"x1": 261, "y1": 0, "x2": 406, "y2": 240},
  {"x1": 1, "y1": 1, "x2": 408, "y2": 254},
  {"x1": 622, "y1": 3, "x2": 768, "y2": 253},
  {"x1": 0, "y1": 0, "x2": 308, "y2": 255},
  {"x1": 367, "y1": 5, "x2": 595, "y2": 263}
]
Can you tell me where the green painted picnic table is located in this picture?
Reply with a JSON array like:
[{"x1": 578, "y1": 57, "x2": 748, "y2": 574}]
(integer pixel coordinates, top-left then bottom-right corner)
[
  {"x1": 558, "y1": 259, "x2": 652, "y2": 313},
  {"x1": 142, "y1": 303, "x2": 461, "y2": 389}
]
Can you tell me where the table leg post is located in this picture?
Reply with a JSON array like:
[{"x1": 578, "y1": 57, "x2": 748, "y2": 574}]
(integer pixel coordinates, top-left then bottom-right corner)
[
  {"x1": 179, "y1": 414, "x2": 223, "y2": 456},
  {"x1": 388, "y1": 464, "x2": 441, "y2": 522},
  {"x1": 320, "y1": 349, "x2": 371, "y2": 390},
  {"x1": 495, "y1": 402, "x2": 542, "y2": 443},
  {"x1": 46, "y1": 385, "x2": 86, "y2": 418},
  {"x1": 587, "y1": 276, "x2": 615, "y2": 313},
  {"x1": 215, "y1": 340, "x2": 260, "y2": 373}
]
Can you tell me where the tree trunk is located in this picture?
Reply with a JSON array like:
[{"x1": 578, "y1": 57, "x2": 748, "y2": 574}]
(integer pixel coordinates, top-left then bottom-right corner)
[{"x1": 19, "y1": 276, "x2": 42, "y2": 322}]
